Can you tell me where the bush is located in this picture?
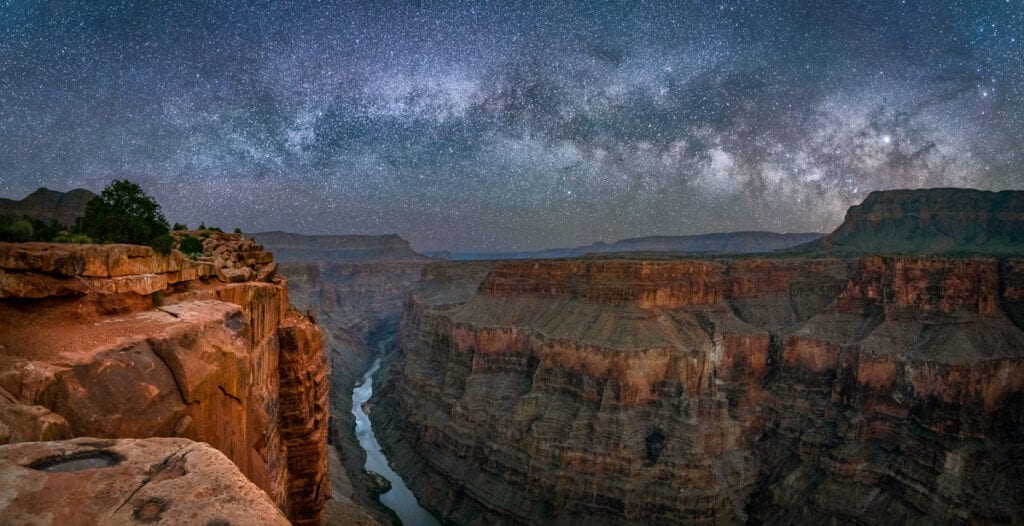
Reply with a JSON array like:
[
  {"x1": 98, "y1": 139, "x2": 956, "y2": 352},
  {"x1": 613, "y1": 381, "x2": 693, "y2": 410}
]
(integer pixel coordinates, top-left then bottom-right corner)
[
  {"x1": 172, "y1": 222, "x2": 187, "y2": 231},
  {"x1": 76, "y1": 180, "x2": 170, "y2": 252},
  {"x1": 151, "y1": 234, "x2": 173, "y2": 255},
  {"x1": 178, "y1": 234, "x2": 204, "y2": 256},
  {"x1": 198, "y1": 222, "x2": 206, "y2": 230},
  {"x1": 233, "y1": 228, "x2": 242, "y2": 234},
  {"x1": 4, "y1": 219, "x2": 34, "y2": 242}
]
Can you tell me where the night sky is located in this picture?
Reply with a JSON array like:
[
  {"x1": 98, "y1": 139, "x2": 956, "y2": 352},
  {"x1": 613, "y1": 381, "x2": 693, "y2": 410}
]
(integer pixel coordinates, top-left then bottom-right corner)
[{"x1": 1, "y1": 1, "x2": 1022, "y2": 251}]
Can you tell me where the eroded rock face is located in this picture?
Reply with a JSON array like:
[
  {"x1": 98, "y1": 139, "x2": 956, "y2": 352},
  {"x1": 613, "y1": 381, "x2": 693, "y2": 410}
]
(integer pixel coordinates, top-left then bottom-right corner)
[
  {"x1": 279, "y1": 309, "x2": 331, "y2": 526},
  {"x1": 377, "y1": 255, "x2": 1024, "y2": 525},
  {"x1": 0, "y1": 241, "x2": 333, "y2": 525},
  {"x1": 0, "y1": 437, "x2": 290, "y2": 525}
]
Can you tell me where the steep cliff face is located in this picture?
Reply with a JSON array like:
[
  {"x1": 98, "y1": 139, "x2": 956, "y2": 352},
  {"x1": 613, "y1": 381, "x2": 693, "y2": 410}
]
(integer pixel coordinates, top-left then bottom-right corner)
[
  {"x1": 376, "y1": 255, "x2": 1024, "y2": 525},
  {"x1": 279, "y1": 309, "x2": 331, "y2": 526},
  {"x1": 0, "y1": 238, "x2": 332, "y2": 524}
]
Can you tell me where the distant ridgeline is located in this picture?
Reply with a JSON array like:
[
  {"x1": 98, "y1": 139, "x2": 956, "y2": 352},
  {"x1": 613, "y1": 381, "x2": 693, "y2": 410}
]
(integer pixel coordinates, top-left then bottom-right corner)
[
  {"x1": 0, "y1": 187, "x2": 95, "y2": 227},
  {"x1": 449, "y1": 231, "x2": 825, "y2": 260},
  {"x1": 791, "y1": 188, "x2": 1024, "y2": 256}
]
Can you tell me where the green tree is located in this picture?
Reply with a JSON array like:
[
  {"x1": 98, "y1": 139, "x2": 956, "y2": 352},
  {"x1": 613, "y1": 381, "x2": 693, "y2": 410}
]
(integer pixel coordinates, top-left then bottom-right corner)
[{"x1": 77, "y1": 180, "x2": 171, "y2": 253}]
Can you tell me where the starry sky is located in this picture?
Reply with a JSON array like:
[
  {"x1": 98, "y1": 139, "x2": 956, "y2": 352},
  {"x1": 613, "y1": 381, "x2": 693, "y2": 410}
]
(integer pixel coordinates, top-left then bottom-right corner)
[{"x1": 1, "y1": 1, "x2": 1022, "y2": 251}]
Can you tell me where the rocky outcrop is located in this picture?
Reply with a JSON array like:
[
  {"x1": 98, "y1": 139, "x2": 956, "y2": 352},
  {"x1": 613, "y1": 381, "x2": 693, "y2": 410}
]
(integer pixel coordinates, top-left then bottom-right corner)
[
  {"x1": 0, "y1": 187, "x2": 95, "y2": 227},
  {"x1": 0, "y1": 231, "x2": 281, "y2": 300},
  {"x1": 376, "y1": 254, "x2": 1024, "y2": 525},
  {"x1": 801, "y1": 188, "x2": 1024, "y2": 255},
  {"x1": 0, "y1": 237, "x2": 333, "y2": 524},
  {"x1": 0, "y1": 437, "x2": 290, "y2": 525}
]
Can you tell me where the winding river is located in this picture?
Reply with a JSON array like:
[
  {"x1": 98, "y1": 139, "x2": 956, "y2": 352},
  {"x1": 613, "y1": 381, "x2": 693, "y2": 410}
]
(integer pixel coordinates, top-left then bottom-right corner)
[{"x1": 352, "y1": 358, "x2": 440, "y2": 526}]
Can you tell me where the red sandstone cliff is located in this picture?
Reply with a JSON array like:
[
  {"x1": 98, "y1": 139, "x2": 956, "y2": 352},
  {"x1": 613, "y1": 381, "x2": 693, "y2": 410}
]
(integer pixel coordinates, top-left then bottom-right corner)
[
  {"x1": 375, "y1": 255, "x2": 1024, "y2": 525},
  {"x1": 0, "y1": 236, "x2": 333, "y2": 524}
]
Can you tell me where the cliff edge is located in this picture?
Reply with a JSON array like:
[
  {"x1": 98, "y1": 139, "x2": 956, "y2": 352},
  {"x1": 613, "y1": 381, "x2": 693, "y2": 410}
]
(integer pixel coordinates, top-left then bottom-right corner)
[{"x1": 0, "y1": 234, "x2": 331, "y2": 525}]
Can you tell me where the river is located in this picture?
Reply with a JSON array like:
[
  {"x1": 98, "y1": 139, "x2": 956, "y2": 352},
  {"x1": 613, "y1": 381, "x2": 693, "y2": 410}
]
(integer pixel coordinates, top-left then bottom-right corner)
[{"x1": 352, "y1": 358, "x2": 441, "y2": 526}]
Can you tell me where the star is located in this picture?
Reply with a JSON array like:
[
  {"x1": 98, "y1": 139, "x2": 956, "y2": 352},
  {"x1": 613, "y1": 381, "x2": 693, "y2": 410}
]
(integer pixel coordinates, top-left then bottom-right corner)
[{"x1": 0, "y1": 1, "x2": 1021, "y2": 251}]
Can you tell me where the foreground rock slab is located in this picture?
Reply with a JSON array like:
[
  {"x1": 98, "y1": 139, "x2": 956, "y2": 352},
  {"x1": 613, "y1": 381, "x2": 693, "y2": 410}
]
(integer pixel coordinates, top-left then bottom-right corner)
[{"x1": 0, "y1": 437, "x2": 289, "y2": 525}]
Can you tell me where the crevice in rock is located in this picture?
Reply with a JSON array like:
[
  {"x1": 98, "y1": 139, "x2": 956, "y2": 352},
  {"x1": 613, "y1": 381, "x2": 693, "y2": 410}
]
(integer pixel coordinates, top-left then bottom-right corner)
[
  {"x1": 218, "y1": 386, "x2": 243, "y2": 404},
  {"x1": 156, "y1": 307, "x2": 180, "y2": 319},
  {"x1": 112, "y1": 444, "x2": 188, "y2": 515},
  {"x1": 147, "y1": 338, "x2": 190, "y2": 406}
]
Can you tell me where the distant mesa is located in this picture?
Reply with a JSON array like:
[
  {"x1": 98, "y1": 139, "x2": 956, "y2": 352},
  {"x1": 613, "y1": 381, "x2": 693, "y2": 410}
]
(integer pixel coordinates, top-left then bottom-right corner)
[
  {"x1": 250, "y1": 231, "x2": 431, "y2": 263},
  {"x1": 0, "y1": 187, "x2": 95, "y2": 227},
  {"x1": 794, "y1": 187, "x2": 1024, "y2": 255}
]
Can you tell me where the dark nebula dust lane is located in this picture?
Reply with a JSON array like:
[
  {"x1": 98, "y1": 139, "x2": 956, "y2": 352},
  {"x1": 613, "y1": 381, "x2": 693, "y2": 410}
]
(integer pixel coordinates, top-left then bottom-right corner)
[{"x1": 1, "y1": 1, "x2": 1022, "y2": 251}]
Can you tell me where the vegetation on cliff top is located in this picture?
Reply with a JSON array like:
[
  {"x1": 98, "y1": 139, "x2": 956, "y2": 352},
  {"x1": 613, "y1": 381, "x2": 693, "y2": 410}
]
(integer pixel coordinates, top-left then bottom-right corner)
[{"x1": 76, "y1": 180, "x2": 172, "y2": 253}]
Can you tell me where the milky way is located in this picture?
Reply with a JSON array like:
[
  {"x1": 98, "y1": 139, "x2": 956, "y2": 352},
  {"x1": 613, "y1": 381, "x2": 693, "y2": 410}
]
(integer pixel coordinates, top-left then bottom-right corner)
[{"x1": 1, "y1": 1, "x2": 1022, "y2": 251}]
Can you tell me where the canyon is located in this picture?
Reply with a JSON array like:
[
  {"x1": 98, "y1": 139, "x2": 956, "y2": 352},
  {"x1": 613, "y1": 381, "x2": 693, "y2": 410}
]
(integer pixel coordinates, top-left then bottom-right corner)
[
  {"x1": 1, "y1": 187, "x2": 1021, "y2": 525},
  {"x1": 0, "y1": 232, "x2": 333, "y2": 524},
  {"x1": 365, "y1": 189, "x2": 1024, "y2": 525},
  {"x1": 255, "y1": 231, "x2": 432, "y2": 525}
]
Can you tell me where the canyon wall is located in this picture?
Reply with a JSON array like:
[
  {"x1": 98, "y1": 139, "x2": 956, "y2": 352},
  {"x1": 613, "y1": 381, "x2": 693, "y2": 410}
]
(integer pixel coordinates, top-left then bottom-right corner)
[
  {"x1": 376, "y1": 255, "x2": 1024, "y2": 525},
  {"x1": 0, "y1": 236, "x2": 332, "y2": 524}
]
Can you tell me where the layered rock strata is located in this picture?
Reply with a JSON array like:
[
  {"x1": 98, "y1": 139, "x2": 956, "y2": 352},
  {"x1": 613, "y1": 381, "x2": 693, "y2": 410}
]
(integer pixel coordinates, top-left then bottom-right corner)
[
  {"x1": 0, "y1": 238, "x2": 331, "y2": 524},
  {"x1": 376, "y1": 256, "x2": 1024, "y2": 525},
  {"x1": 0, "y1": 437, "x2": 290, "y2": 525},
  {"x1": 279, "y1": 308, "x2": 332, "y2": 526}
]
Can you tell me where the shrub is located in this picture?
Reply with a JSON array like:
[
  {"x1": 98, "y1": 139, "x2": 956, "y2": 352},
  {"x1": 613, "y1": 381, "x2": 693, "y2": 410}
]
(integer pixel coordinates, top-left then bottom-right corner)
[
  {"x1": 233, "y1": 228, "x2": 242, "y2": 234},
  {"x1": 178, "y1": 234, "x2": 204, "y2": 256},
  {"x1": 76, "y1": 180, "x2": 170, "y2": 252},
  {"x1": 198, "y1": 222, "x2": 206, "y2": 230},
  {"x1": 3, "y1": 218, "x2": 34, "y2": 242},
  {"x1": 0, "y1": 215, "x2": 63, "y2": 242},
  {"x1": 150, "y1": 234, "x2": 173, "y2": 255},
  {"x1": 172, "y1": 222, "x2": 187, "y2": 231}
]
